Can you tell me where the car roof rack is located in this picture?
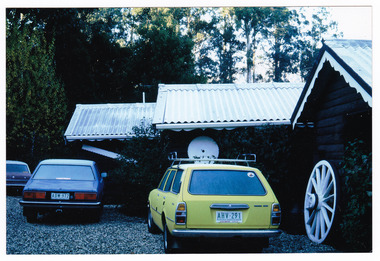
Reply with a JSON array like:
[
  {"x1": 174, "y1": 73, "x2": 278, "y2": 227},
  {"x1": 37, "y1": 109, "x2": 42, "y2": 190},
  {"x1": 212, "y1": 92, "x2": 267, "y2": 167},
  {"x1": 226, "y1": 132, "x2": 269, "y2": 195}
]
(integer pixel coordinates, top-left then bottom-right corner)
[{"x1": 168, "y1": 152, "x2": 256, "y2": 167}]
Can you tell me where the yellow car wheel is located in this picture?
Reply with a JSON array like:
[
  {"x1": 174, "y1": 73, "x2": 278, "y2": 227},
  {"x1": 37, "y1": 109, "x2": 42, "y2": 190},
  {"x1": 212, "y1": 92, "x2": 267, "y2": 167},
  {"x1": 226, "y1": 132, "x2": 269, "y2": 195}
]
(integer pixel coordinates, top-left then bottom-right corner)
[
  {"x1": 163, "y1": 223, "x2": 174, "y2": 253},
  {"x1": 147, "y1": 208, "x2": 159, "y2": 234}
]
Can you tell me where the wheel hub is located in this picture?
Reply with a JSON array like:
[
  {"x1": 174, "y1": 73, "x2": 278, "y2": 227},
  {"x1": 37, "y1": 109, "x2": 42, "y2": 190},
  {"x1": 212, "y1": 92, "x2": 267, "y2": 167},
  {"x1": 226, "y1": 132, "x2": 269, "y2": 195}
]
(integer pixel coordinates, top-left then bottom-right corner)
[{"x1": 306, "y1": 193, "x2": 318, "y2": 210}]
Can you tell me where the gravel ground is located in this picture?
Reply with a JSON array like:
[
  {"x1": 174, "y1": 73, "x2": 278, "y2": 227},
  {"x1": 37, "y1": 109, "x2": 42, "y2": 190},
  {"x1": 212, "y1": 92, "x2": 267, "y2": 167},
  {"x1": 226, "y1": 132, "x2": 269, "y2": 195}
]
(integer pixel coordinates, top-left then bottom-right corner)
[{"x1": 6, "y1": 195, "x2": 336, "y2": 254}]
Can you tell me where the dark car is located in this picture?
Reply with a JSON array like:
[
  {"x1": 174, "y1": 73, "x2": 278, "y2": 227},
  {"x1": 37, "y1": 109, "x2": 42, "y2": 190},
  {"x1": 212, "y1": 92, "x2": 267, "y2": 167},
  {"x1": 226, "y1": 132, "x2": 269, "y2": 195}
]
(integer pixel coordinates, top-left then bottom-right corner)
[
  {"x1": 6, "y1": 160, "x2": 32, "y2": 192},
  {"x1": 19, "y1": 159, "x2": 107, "y2": 223}
]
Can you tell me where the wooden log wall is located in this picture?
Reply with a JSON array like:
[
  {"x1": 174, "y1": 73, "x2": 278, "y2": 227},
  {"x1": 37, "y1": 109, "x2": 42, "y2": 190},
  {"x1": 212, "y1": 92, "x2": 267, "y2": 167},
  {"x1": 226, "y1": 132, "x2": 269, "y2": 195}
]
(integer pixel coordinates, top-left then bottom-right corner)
[{"x1": 312, "y1": 68, "x2": 371, "y2": 168}]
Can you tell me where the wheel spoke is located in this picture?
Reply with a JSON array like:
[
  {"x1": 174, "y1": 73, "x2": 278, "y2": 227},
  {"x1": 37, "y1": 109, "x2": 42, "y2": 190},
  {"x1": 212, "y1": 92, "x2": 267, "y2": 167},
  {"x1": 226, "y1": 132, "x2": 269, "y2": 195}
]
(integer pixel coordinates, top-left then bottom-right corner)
[
  {"x1": 324, "y1": 180, "x2": 334, "y2": 198},
  {"x1": 307, "y1": 209, "x2": 316, "y2": 226},
  {"x1": 311, "y1": 178, "x2": 318, "y2": 193},
  {"x1": 321, "y1": 169, "x2": 331, "y2": 193},
  {"x1": 315, "y1": 168, "x2": 321, "y2": 191},
  {"x1": 321, "y1": 207, "x2": 331, "y2": 228},
  {"x1": 322, "y1": 201, "x2": 334, "y2": 213},
  {"x1": 310, "y1": 211, "x2": 317, "y2": 235},
  {"x1": 321, "y1": 165, "x2": 326, "y2": 186},
  {"x1": 315, "y1": 211, "x2": 320, "y2": 239},
  {"x1": 319, "y1": 210, "x2": 326, "y2": 238},
  {"x1": 322, "y1": 194, "x2": 335, "y2": 203}
]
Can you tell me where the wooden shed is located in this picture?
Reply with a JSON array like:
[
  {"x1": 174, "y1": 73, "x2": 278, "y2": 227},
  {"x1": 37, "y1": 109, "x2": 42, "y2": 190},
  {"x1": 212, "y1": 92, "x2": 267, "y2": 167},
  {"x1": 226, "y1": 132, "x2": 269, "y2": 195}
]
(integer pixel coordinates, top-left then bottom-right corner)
[{"x1": 291, "y1": 39, "x2": 372, "y2": 244}]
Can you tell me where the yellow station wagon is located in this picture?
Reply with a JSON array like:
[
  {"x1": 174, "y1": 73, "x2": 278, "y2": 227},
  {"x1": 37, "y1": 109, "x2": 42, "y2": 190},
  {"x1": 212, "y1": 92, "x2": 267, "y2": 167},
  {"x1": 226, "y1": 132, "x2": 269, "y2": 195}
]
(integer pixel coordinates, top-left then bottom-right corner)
[{"x1": 147, "y1": 157, "x2": 281, "y2": 253}]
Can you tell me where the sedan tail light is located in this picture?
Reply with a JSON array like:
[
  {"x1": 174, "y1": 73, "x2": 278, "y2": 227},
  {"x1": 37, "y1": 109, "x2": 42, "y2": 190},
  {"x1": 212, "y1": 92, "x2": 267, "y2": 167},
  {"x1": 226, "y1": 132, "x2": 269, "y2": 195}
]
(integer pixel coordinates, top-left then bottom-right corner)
[
  {"x1": 74, "y1": 192, "x2": 97, "y2": 200},
  {"x1": 271, "y1": 203, "x2": 281, "y2": 226},
  {"x1": 175, "y1": 202, "x2": 187, "y2": 225},
  {"x1": 23, "y1": 191, "x2": 46, "y2": 199}
]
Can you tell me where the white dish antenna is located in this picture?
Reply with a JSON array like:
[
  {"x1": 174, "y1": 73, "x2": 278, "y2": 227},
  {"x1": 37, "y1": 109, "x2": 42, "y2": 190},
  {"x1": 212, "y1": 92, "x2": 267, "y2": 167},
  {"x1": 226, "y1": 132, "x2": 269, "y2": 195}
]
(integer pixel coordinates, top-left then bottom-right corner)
[{"x1": 187, "y1": 136, "x2": 219, "y2": 164}]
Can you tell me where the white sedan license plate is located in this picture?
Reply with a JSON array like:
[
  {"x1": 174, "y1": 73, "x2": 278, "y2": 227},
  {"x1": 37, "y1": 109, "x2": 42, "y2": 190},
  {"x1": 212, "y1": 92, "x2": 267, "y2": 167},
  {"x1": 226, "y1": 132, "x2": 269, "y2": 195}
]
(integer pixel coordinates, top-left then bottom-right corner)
[
  {"x1": 216, "y1": 211, "x2": 242, "y2": 223},
  {"x1": 51, "y1": 193, "x2": 70, "y2": 200}
]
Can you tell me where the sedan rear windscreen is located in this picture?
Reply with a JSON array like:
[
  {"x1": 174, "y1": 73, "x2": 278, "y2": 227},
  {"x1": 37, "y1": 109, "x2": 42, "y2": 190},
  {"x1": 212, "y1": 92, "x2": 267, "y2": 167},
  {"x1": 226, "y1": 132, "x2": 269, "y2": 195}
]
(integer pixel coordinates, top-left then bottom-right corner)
[
  {"x1": 189, "y1": 170, "x2": 266, "y2": 195},
  {"x1": 6, "y1": 164, "x2": 29, "y2": 173},
  {"x1": 33, "y1": 165, "x2": 95, "y2": 180}
]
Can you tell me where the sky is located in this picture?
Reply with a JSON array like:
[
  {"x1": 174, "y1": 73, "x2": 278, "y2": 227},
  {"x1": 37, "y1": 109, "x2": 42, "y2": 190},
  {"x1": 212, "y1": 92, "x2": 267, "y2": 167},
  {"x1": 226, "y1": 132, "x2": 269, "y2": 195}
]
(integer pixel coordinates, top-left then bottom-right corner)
[{"x1": 328, "y1": 6, "x2": 372, "y2": 40}]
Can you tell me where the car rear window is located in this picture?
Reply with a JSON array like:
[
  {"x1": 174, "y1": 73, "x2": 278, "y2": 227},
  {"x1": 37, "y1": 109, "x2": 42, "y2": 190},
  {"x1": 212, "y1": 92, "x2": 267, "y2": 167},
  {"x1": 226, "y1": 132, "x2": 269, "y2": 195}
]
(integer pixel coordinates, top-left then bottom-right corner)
[
  {"x1": 189, "y1": 169, "x2": 266, "y2": 195},
  {"x1": 158, "y1": 170, "x2": 171, "y2": 190},
  {"x1": 171, "y1": 170, "x2": 183, "y2": 194},
  {"x1": 6, "y1": 164, "x2": 29, "y2": 173},
  {"x1": 164, "y1": 170, "x2": 176, "y2": 192},
  {"x1": 33, "y1": 165, "x2": 95, "y2": 180}
]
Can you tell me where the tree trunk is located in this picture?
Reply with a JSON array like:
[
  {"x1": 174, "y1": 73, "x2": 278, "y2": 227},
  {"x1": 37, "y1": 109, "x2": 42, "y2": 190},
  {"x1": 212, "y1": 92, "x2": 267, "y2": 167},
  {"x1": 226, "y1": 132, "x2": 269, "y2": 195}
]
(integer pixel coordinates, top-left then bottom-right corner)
[{"x1": 246, "y1": 31, "x2": 252, "y2": 83}]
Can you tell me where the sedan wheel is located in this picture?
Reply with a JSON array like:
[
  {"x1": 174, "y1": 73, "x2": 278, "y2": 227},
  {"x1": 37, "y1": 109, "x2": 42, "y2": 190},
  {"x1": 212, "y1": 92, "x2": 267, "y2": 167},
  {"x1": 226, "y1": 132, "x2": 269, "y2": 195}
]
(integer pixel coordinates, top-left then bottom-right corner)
[{"x1": 304, "y1": 160, "x2": 339, "y2": 244}]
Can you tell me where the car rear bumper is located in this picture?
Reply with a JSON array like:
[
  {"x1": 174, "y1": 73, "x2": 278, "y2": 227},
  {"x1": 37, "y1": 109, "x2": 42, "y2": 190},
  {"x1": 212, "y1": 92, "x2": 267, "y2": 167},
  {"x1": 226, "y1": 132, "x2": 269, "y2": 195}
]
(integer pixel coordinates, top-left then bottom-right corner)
[
  {"x1": 6, "y1": 182, "x2": 27, "y2": 187},
  {"x1": 171, "y1": 229, "x2": 281, "y2": 238},
  {"x1": 19, "y1": 200, "x2": 102, "y2": 209}
]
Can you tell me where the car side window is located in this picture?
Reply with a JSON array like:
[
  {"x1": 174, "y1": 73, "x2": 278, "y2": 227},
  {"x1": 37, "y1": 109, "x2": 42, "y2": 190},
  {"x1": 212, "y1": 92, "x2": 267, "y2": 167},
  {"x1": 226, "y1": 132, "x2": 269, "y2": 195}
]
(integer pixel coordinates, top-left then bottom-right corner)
[
  {"x1": 158, "y1": 170, "x2": 171, "y2": 191},
  {"x1": 164, "y1": 170, "x2": 176, "y2": 192},
  {"x1": 171, "y1": 170, "x2": 183, "y2": 194},
  {"x1": 94, "y1": 164, "x2": 100, "y2": 178}
]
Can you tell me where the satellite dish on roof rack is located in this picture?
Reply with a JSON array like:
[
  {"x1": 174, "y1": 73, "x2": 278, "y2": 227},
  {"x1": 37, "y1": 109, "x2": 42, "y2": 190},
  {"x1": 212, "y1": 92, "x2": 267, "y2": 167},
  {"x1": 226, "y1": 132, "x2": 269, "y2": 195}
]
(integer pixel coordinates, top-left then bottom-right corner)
[{"x1": 187, "y1": 136, "x2": 219, "y2": 164}]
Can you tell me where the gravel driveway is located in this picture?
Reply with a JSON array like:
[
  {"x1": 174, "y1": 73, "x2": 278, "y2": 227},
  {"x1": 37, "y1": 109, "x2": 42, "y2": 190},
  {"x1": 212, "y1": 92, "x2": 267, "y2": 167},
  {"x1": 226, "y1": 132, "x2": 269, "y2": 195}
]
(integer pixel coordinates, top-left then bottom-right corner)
[{"x1": 6, "y1": 196, "x2": 336, "y2": 254}]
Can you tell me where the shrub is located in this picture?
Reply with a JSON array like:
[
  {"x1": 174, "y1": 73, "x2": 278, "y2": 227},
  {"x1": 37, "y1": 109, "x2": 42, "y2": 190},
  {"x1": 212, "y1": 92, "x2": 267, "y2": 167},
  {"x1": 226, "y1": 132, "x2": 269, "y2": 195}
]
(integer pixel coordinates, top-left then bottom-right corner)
[
  {"x1": 107, "y1": 128, "x2": 170, "y2": 216},
  {"x1": 339, "y1": 139, "x2": 372, "y2": 252}
]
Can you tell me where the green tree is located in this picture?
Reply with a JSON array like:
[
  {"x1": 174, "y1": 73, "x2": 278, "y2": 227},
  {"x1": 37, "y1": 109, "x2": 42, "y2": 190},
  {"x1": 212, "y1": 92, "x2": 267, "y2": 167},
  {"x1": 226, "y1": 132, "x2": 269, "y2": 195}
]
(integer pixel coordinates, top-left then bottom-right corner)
[
  {"x1": 296, "y1": 7, "x2": 342, "y2": 80},
  {"x1": 212, "y1": 8, "x2": 243, "y2": 83},
  {"x1": 129, "y1": 8, "x2": 202, "y2": 100},
  {"x1": 6, "y1": 10, "x2": 68, "y2": 166},
  {"x1": 232, "y1": 7, "x2": 270, "y2": 83},
  {"x1": 181, "y1": 7, "x2": 219, "y2": 82},
  {"x1": 266, "y1": 7, "x2": 300, "y2": 82}
]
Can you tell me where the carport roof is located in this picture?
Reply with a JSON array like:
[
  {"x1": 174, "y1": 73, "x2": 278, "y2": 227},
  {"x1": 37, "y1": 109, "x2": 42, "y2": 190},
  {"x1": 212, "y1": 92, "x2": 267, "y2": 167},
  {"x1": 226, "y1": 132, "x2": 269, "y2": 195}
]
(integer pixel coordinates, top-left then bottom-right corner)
[
  {"x1": 153, "y1": 83, "x2": 304, "y2": 131},
  {"x1": 64, "y1": 103, "x2": 156, "y2": 141}
]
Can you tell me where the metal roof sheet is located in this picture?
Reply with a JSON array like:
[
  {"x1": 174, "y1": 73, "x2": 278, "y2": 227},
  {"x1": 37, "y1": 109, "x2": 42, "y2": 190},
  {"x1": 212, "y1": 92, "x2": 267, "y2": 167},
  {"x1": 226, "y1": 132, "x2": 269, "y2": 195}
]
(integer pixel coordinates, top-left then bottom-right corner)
[
  {"x1": 153, "y1": 83, "x2": 304, "y2": 131},
  {"x1": 291, "y1": 39, "x2": 372, "y2": 127},
  {"x1": 64, "y1": 103, "x2": 156, "y2": 141},
  {"x1": 324, "y1": 39, "x2": 372, "y2": 87}
]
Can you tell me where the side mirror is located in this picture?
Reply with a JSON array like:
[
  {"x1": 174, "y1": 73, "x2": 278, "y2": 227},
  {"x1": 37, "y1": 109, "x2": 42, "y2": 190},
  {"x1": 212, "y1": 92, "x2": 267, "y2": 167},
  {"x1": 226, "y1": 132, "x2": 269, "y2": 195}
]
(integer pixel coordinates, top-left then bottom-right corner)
[{"x1": 101, "y1": 172, "x2": 107, "y2": 178}]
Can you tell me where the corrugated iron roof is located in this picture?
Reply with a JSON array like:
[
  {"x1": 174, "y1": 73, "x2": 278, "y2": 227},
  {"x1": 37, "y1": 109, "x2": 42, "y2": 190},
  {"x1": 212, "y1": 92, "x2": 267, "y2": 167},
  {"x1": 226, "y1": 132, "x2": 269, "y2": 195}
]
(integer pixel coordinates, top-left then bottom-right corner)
[
  {"x1": 64, "y1": 103, "x2": 156, "y2": 141},
  {"x1": 291, "y1": 39, "x2": 372, "y2": 127},
  {"x1": 153, "y1": 83, "x2": 304, "y2": 131},
  {"x1": 324, "y1": 39, "x2": 372, "y2": 88}
]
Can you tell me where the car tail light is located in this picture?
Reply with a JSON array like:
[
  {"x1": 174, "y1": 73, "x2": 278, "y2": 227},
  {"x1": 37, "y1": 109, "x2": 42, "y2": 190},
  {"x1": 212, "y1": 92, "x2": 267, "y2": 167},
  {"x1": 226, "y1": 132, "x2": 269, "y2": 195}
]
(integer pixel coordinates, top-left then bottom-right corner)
[
  {"x1": 23, "y1": 191, "x2": 46, "y2": 199},
  {"x1": 75, "y1": 192, "x2": 97, "y2": 200},
  {"x1": 271, "y1": 203, "x2": 281, "y2": 226},
  {"x1": 175, "y1": 202, "x2": 187, "y2": 225}
]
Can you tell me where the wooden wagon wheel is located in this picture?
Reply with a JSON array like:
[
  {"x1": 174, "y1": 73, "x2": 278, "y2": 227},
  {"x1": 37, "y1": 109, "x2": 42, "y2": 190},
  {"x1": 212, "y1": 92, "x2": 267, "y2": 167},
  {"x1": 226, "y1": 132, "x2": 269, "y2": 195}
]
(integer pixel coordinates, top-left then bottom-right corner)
[{"x1": 304, "y1": 160, "x2": 339, "y2": 244}]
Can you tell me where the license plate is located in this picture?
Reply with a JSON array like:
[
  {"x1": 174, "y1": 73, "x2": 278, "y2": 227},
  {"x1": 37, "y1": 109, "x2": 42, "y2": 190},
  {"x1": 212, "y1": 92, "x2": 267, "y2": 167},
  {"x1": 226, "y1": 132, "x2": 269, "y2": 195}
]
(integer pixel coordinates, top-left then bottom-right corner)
[
  {"x1": 51, "y1": 193, "x2": 70, "y2": 200},
  {"x1": 216, "y1": 211, "x2": 242, "y2": 223}
]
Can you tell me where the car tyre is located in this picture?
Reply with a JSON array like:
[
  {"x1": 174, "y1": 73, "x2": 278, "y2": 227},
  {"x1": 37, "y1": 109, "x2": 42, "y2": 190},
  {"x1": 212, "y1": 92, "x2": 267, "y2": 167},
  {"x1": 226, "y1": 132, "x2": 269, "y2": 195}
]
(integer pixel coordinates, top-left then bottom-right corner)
[
  {"x1": 163, "y1": 223, "x2": 174, "y2": 253},
  {"x1": 24, "y1": 208, "x2": 38, "y2": 223},
  {"x1": 147, "y1": 208, "x2": 160, "y2": 234}
]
